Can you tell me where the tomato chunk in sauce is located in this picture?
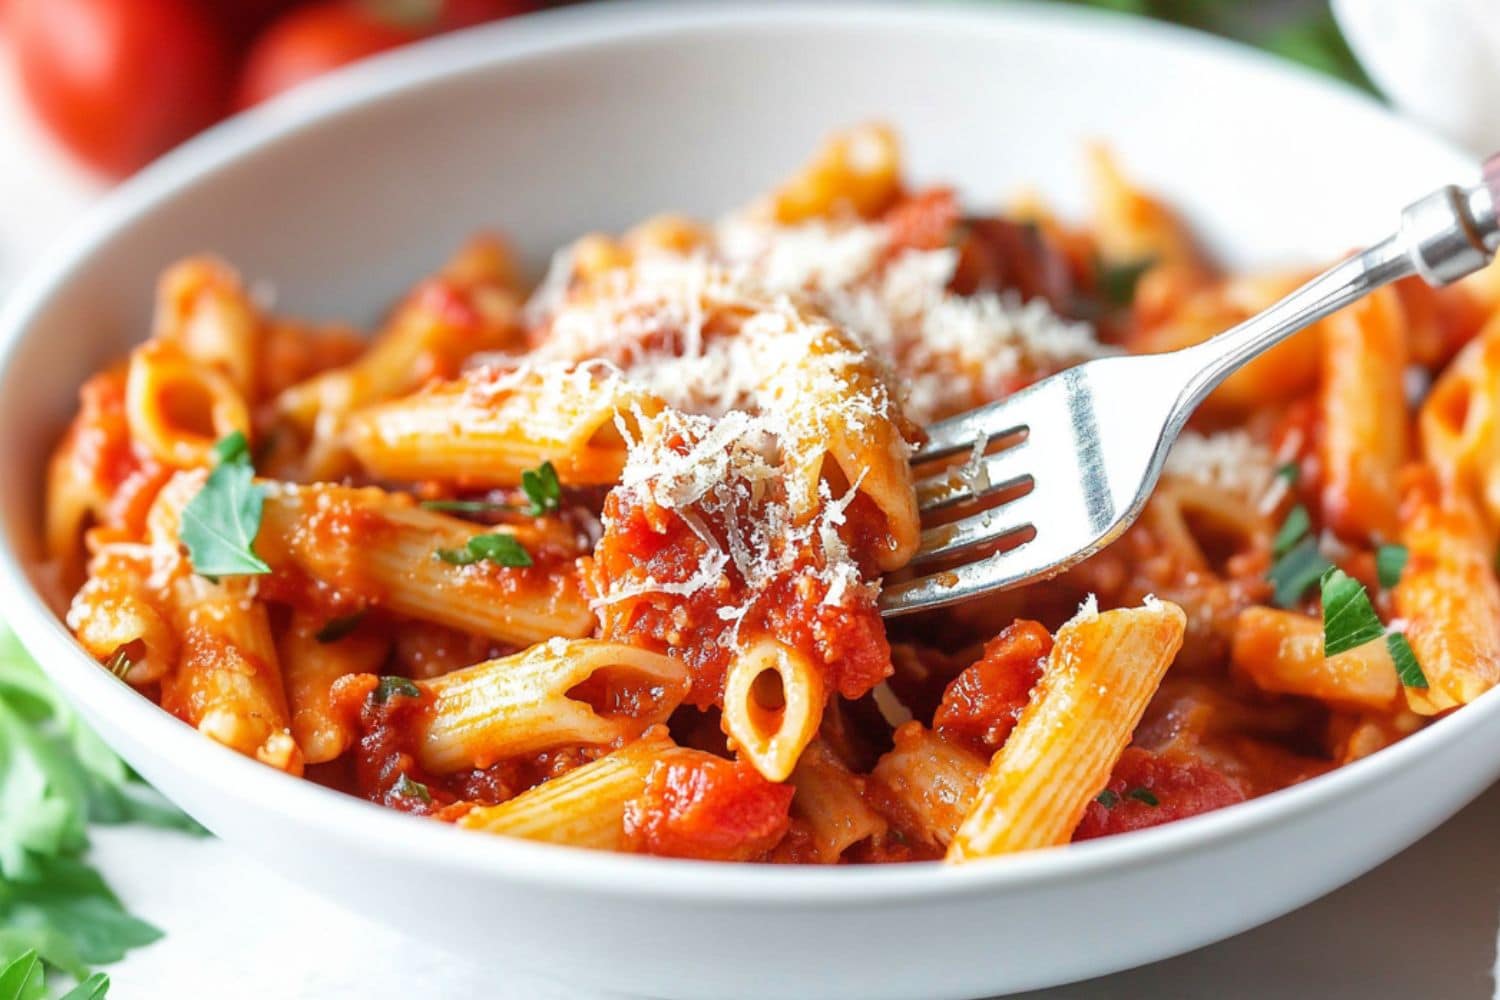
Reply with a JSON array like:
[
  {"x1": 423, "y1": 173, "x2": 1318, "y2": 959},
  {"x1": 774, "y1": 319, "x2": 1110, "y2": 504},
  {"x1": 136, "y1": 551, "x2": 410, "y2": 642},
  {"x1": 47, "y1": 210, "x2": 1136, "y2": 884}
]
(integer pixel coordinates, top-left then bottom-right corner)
[
  {"x1": 623, "y1": 754, "x2": 794, "y2": 862},
  {"x1": 1072, "y1": 747, "x2": 1245, "y2": 841}
]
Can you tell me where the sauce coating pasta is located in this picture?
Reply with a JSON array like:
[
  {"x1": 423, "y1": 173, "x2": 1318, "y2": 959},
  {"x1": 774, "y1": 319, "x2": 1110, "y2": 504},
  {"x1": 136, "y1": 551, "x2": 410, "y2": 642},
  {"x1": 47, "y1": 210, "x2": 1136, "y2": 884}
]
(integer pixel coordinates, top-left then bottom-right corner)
[{"x1": 46, "y1": 125, "x2": 1500, "y2": 863}]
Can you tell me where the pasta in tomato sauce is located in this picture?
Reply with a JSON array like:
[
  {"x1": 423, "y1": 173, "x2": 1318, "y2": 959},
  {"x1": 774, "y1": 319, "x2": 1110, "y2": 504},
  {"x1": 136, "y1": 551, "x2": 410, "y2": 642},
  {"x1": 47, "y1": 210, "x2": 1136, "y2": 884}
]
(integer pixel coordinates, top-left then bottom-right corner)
[{"x1": 47, "y1": 125, "x2": 1500, "y2": 864}]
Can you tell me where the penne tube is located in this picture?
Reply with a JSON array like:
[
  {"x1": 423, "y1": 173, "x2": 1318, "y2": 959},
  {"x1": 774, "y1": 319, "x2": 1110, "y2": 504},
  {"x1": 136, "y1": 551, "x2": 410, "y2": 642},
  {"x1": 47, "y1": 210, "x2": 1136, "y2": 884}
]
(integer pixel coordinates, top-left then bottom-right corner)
[
  {"x1": 415, "y1": 640, "x2": 690, "y2": 774},
  {"x1": 785, "y1": 739, "x2": 887, "y2": 863},
  {"x1": 152, "y1": 257, "x2": 262, "y2": 398},
  {"x1": 1318, "y1": 286, "x2": 1408, "y2": 542},
  {"x1": 346, "y1": 363, "x2": 663, "y2": 487},
  {"x1": 1394, "y1": 466, "x2": 1500, "y2": 714},
  {"x1": 257, "y1": 482, "x2": 593, "y2": 645},
  {"x1": 280, "y1": 608, "x2": 388, "y2": 764},
  {"x1": 947, "y1": 600, "x2": 1186, "y2": 862},
  {"x1": 125, "y1": 340, "x2": 252, "y2": 470},
  {"x1": 1231, "y1": 607, "x2": 1399, "y2": 711},
  {"x1": 65, "y1": 545, "x2": 178, "y2": 685},
  {"x1": 871, "y1": 723, "x2": 987, "y2": 850},
  {"x1": 759, "y1": 314, "x2": 919, "y2": 570},
  {"x1": 721, "y1": 638, "x2": 826, "y2": 782},
  {"x1": 157, "y1": 574, "x2": 302, "y2": 774},
  {"x1": 764, "y1": 122, "x2": 901, "y2": 223},
  {"x1": 458, "y1": 733, "x2": 688, "y2": 849}
]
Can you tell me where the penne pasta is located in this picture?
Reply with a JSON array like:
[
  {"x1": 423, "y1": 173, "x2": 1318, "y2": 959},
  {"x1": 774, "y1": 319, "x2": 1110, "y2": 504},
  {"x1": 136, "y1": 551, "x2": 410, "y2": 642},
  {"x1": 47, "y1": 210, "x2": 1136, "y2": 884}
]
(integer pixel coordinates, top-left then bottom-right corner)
[
  {"x1": 416, "y1": 640, "x2": 690, "y2": 773},
  {"x1": 721, "y1": 638, "x2": 826, "y2": 782},
  {"x1": 947, "y1": 601, "x2": 1186, "y2": 862},
  {"x1": 346, "y1": 363, "x2": 663, "y2": 487},
  {"x1": 1393, "y1": 466, "x2": 1500, "y2": 714},
  {"x1": 1319, "y1": 286, "x2": 1409, "y2": 542},
  {"x1": 280, "y1": 608, "x2": 388, "y2": 764},
  {"x1": 257, "y1": 482, "x2": 594, "y2": 645},
  {"x1": 1230, "y1": 607, "x2": 1399, "y2": 711},
  {"x1": 871, "y1": 724, "x2": 986, "y2": 851}
]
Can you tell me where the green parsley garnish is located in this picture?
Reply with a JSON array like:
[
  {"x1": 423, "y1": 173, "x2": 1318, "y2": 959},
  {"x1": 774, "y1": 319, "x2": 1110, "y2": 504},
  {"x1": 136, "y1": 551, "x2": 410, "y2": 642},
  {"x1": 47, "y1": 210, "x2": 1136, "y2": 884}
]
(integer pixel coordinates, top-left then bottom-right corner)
[
  {"x1": 314, "y1": 611, "x2": 366, "y2": 644},
  {"x1": 1386, "y1": 632, "x2": 1429, "y2": 689},
  {"x1": 434, "y1": 532, "x2": 532, "y2": 568},
  {"x1": 1098, "y1": 256, "x2": 1156, "y2": 307},
  {"x1": 522, "y1": 460, "x2": 562, "y2": 516},
  {"x1": 1095, "y1": 789, "x2": 1119, "y2": 809},
  {"x1": 1320, "y1": 568, "x2": 1386, "y2": 656},
  {"x1": 179, "y1": 431, "x2": 270, "y2": 578},
  {"x1": 420, "y1": 499, "x2": 515, "y2": 515},
  {"x1": 373, "y1": 676, "x2": 421, "y2": 703},
  {"x1": 1276, "y1": 460, "x2": 1300, "y2": 485},
  {"x1": 0, "y1": 630, "x2": 201, "y2": 985},
  {"x1": 1272, "y1": 504, "x2": 1311, "y2": 558},
  {"x1": 0, "y1": 950, "x2": 113, "y2": 999},
  {"x1": 1375, "y1": 544, "x2": 1408, "y2": 590},
  {"x1": 1127, "y1": 788, "x2": 1159, "y2": 807},
  {"x1": 1267, "y1": 537, "x2": 1332, "y2": 608},
  {"x1": 391, "y1": 774, "x2": 432, "y2": 803}
]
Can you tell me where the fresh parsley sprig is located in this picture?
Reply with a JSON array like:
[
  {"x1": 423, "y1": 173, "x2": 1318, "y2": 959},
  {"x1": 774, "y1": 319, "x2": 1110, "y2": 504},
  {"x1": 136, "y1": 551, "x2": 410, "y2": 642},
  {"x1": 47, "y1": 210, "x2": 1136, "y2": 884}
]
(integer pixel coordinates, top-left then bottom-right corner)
[
  {"x1": 434, "y1": 532, "x2": 532, "y2": 568},
  {"x1": 1375, "y1": 544, "x2": 1408, "y2": 590},
  {"x1": 1319, "y1": 569, "x2": 1386, "y2": 656},
  {"x1": 521, "y1": 461, "x2": 562, "y2": 516},
  {"x1": 1318, "y1": 568, "x2": 1428, "y2": 689},
  {"x1": 314, "y1": 611, "x2": 367, "y2": 645},
  {"x1": 179, "y1": 431, "x2": 270, "y2": 578},
  {"x1": 0, "y1": 630, "x2": 200, "y2": 984},
  {"x1": 0, "y1": 949, "x2": 110, "y2": 999}
]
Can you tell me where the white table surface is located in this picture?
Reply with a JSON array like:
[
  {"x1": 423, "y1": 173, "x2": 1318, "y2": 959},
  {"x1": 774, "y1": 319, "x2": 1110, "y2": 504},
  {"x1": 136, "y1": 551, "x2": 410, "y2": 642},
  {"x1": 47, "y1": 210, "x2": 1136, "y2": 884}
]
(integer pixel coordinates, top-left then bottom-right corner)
[{"x1": 2, "y1": 31, "x2": 1496, "y2": 1000}]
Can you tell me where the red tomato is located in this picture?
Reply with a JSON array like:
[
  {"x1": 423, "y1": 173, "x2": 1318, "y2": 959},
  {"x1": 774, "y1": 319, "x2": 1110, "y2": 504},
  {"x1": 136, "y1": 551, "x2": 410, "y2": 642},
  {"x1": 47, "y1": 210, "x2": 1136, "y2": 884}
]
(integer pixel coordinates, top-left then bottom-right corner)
[
  {"x1": 438, "y1": 0, "x2": 535, "y2": 30},
  {"x1": 10, "y1": 0, "x2": 232, "y2": 178},
  {"x1": 213, "y1": 0, "x2": 304, "y2": 42},
  {"x1": 235, "y1": 1, "x2": 430, "y2": 109}
]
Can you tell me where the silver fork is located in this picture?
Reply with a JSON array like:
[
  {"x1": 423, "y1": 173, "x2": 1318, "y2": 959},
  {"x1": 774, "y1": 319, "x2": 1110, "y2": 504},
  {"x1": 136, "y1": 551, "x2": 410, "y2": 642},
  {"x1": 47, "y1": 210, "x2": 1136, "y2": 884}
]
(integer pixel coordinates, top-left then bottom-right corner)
[{"x1": 880, "y1": 155, "x2": 1500, "y2": 617}]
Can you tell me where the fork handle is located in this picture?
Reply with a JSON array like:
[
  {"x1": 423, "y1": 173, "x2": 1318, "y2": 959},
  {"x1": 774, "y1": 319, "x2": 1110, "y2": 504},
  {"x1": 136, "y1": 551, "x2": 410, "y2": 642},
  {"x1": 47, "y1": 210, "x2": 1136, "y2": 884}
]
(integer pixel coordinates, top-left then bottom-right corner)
[{"x1": 1176, "y1": 153, "x2": 1500, "y2": 411}]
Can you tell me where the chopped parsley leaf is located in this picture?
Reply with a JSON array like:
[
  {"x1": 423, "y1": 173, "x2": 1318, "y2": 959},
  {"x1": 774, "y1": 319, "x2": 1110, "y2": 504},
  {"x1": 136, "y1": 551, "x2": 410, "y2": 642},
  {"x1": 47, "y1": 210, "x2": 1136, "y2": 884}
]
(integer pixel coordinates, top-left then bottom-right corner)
[
  {"x1": 1095, "y1": 789, "x2": 1119, "y2": 809},
  {"x1": 1375, "y1": 544, "x2": 1408, "y2": 590},
  {"x1": 314, "y1": 611, "x2": 366, "y2": 644},
  {"x1": 1127, "y1": 788, "x2": 1159, "y2": 807},
  {"x1": 1276, "y1": 460, "x2": 1300, "y2": 484},
  {"x1": 1386, "y1": 632, "x2": 1429, "y2": 689},
  {"x1": 1267, "y1": 537, "x2": 1332, "y2": 608},
  {"x1": 1272, "y1": 503, "x2": 1311, "y2": 558},
  {"x1": 179, "y1": 431, "x2": 270, "y2": 578},
  {"x1": 420, "y1": 499, "x2": 515, "y2": 515},
  {"x1": 434, "y1": 532, "x2": 532, "y2": 568},
  {"x1": 1099, "y1": 256, "x2": 1156, "y2": 307},
  {"x1": 373, "y1": 676, "x2": 421, "y2": 703},
  {"x1": 1320, "y1": 568, "x2": 1385, "y2": 656},
  {"x1": 521, "y1": 460, "x2": 562, "y2": 516},
  {"x1": 391, "y1": 774, "x2": 432, "y2": 803}
]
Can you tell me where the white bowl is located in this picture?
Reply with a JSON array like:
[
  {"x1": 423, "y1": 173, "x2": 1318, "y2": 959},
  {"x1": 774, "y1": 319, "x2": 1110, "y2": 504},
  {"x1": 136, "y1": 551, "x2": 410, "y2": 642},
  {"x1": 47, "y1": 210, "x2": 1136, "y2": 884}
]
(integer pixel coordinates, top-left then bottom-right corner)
[{"x1": 0, "y1": 5, "x2": 1494, "y2": 998}]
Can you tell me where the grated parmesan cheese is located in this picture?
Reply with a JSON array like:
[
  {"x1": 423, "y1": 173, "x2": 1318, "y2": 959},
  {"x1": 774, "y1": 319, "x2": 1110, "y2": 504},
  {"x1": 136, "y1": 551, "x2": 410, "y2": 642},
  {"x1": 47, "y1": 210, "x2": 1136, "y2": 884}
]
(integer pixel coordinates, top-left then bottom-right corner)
[{"x1": 1163, "y1": 430, "x2": 1274, "y2": 501}]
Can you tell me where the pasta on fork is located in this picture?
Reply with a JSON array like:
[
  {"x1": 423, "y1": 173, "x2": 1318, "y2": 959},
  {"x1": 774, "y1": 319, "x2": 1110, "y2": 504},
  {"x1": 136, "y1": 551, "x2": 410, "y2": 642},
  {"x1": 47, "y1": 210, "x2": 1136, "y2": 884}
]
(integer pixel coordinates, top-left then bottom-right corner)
[{"x1": 47, "y1": 125, "x2": 1500, "y2": 864}]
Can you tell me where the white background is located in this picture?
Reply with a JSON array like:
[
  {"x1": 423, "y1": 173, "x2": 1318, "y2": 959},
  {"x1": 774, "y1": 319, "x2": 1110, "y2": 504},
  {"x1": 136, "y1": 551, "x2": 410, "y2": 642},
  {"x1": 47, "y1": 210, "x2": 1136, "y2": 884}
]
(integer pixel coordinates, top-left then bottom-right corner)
[{"x1": 2, "y1": 22, "x2": 1497, "y2": 1000}]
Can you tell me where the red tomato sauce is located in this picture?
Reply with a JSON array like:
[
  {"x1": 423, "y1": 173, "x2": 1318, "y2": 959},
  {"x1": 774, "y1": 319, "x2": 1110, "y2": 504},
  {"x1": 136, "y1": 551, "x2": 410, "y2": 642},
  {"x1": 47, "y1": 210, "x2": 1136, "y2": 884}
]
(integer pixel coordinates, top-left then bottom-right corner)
[
  {"x1": 1072, "y1": 747, "x2": 1245, "y2": 841},
  {"x1": 623, "y1": 754, "x2": 793, "y2": 861},
  {"x1": 933, "y1": 620, "x2": 1050, "y2": 757}
]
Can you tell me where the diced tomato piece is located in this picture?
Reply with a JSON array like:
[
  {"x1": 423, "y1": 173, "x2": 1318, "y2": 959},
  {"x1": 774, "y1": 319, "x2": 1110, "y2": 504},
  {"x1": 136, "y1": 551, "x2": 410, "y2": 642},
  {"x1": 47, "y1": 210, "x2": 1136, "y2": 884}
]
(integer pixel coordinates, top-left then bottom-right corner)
[
  {"x1": 624, "y1": 755, "x2": 793, "y2": 861},
  {"x1": 1073, "y1": 747, "x2": 1246, "y2": 841},
  {"x1": 933, "y1": 620, "x2": 1050, "y2": 756}
]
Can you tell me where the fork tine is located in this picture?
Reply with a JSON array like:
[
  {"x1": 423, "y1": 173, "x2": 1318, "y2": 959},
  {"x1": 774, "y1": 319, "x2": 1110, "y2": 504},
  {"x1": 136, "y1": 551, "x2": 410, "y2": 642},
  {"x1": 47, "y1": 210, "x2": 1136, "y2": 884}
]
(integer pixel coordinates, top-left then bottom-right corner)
[
  {"x1": 907, "y1": 493, "x2": 1039, "y2": 568},
  {"x1": 911, "y1": 397, "x2": 1029, "y2": 464},
  {"x1": 914, "y1": 440, "x2": 1034, "y2": 513},
  {"x1": 880, "y1": 534, "x2": 1075, "y2": 616}
]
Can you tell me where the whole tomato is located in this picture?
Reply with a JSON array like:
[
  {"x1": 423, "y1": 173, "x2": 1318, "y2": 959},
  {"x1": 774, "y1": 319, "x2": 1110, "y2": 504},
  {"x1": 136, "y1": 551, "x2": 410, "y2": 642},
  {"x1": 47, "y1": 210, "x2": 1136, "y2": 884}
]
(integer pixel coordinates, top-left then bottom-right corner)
[
  {"x1": 9, "y1": 0, "x2": 233, "y2": 178},
  {"x1": 235, "y1": 1, "x2": 431, "y2": 109}
]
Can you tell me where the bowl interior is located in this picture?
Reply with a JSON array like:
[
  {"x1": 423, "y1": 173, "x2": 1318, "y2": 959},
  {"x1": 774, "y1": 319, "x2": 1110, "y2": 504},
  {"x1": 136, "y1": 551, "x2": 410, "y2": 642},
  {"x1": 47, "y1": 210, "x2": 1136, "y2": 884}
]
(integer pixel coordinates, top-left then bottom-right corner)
[{"x1": 0, "y1": 6, "x2": 1491, "y2": 996}]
